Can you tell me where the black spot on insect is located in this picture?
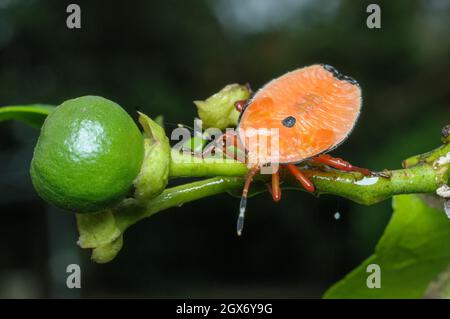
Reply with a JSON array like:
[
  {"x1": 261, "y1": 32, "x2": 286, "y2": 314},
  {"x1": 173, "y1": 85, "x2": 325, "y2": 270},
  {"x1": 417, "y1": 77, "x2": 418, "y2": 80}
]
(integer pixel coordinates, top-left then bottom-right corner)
[
  {"x1": 282, "y1": 116, "x2": 296, "y2": 128},
  {"x1": 321, "y1": 64, "x2": 359, "y2": 86}
]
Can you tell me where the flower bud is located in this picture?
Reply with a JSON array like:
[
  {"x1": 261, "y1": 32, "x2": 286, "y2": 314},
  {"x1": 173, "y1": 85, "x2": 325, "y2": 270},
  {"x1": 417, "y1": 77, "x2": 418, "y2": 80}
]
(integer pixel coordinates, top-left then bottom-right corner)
[{"x1": 194, "y1": 84, "x2": 251, "y2": 130}]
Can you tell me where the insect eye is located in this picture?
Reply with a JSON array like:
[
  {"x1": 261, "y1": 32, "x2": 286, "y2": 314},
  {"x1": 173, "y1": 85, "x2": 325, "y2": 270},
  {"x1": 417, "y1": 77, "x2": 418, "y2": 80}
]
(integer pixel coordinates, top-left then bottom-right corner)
[{"x1": 282, "y1": 116, "x2": 296, "y2": 128}]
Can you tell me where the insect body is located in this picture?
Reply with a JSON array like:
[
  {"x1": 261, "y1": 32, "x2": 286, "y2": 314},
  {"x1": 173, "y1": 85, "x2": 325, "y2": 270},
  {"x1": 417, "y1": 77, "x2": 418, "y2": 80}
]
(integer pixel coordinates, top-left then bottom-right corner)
[
  {"x1": 205, "y1": 64, "x2": 372, "y2": 235},
  {"x1": 238, "y1": 64, "x2": 362, "y2": 165}
]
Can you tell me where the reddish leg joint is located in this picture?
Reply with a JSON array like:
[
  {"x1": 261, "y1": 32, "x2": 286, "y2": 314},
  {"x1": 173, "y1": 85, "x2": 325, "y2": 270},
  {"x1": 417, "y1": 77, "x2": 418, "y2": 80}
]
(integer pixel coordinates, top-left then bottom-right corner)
[
  {"x1": 314, "y1": 154, "x2": 371, "y2": 176},
  {"x1": 199, "y1": 131, "x2": 241, "y2": 160},
  {"x1": 286, "y1": 164, "x2": 315, "y2": 192},
  {"x1": 234, "y1": 99, "x2": 248, "y2": 113}
]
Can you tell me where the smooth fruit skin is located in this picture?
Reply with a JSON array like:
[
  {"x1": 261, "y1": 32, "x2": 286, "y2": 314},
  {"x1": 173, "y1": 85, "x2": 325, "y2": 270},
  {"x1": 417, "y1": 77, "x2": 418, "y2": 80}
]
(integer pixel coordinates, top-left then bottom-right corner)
[{"x1": 30, "y1": 96, "x2": 144, "y2": 213}]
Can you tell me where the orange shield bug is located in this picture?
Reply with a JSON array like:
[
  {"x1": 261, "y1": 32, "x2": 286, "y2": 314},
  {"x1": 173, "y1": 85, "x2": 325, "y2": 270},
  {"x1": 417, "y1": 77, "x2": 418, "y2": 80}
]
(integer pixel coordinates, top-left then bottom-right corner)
[{"x1": 204, "y1": 64, "x2": 372, "y2": 235}]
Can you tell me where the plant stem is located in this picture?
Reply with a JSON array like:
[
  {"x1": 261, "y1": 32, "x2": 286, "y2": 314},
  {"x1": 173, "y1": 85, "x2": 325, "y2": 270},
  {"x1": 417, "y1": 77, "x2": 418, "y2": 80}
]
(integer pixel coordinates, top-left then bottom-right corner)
[
  {"x1": 114, "y1": 176, "x2": 245, "y2": 231},
  {"x1": 113, "y1": 142, "x2": 449, "y2": 232},
  {"x1": 77, "y1": 136, "x2": 449, "y2": 264},
  {"x1": 299, "y1": 164, "x2": 439, "y2": 205},
  {"x1": 169, "y1": 151, "x2": 248, "y2": 177}
]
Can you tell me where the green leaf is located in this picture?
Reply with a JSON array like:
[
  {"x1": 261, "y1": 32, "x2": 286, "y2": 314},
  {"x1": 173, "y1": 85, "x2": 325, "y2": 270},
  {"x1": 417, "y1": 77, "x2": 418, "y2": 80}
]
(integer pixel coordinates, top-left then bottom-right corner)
[
  {"x1": 324, "y1": 194, "x2": 450, "y2": 298},
  {"x1": 0, "y1": 104, "x2": 55, "y2": 128}
]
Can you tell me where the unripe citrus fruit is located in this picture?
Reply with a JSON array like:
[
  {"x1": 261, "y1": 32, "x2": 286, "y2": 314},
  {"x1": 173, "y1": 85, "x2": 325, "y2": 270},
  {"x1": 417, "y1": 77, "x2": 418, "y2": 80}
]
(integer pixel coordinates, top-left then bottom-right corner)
[{"x1": 30, "y1": 96, "x2": 144, "y2": 213}]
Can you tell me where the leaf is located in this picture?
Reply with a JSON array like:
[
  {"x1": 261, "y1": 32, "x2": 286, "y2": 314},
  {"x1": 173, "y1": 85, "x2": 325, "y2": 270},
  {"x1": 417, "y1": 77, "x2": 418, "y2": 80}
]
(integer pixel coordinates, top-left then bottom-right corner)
[
  {"x1": 324, "y1": 194, "x2": 450, "y2": 298},
  {"x1": 0, "y1": 104, "x2": 55, "y2": 128}
]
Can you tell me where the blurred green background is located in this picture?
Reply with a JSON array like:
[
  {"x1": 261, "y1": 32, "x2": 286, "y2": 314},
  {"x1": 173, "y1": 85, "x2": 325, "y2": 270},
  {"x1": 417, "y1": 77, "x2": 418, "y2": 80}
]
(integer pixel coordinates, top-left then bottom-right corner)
[{"x1": 0, "y1": 0, "x2": 449, "y2": 298}]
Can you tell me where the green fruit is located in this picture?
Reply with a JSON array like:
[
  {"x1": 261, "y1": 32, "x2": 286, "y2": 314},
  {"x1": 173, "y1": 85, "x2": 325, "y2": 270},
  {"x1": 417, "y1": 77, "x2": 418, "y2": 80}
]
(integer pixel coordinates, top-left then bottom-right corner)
[{"x1": 30, "y1": 96, "x2": 144, "y2": 213}]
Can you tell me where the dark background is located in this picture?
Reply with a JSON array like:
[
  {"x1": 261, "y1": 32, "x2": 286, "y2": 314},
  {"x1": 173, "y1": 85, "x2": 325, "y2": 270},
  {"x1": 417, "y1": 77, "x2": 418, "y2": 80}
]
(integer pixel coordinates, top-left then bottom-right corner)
[{"x1": 0, "y1": 0, "x2": 449, "y2": 298}]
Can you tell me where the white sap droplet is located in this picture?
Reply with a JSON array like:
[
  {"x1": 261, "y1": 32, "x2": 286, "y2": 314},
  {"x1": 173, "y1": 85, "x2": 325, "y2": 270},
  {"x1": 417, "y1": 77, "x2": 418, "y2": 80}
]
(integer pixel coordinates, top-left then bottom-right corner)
[
  {"x1": 436, "y1": 152, "x2": 450, "y2": 166},
  {"x1": 444, "y1": 200, "x2": 450, "y2": 219},
  {"x1": 437, "y1": 185, "x2": 450, "y2": 198},
  {"x1": 436, "y1": 185, "x2": 450, "y2": 219},
  {"x1": 334, "y1": 212, "x2": 341, "y2": 220},
  {"x1": 355, "y1": 176, "x2": 379, "y2": 186}
]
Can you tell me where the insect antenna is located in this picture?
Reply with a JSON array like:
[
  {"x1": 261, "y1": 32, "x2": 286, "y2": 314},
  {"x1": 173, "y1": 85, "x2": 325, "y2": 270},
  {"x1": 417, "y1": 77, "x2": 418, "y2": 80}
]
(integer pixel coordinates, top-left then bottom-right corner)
[
  {"x1": 236, "y1": 166, "x2": 259, "y2": 236},
  {"x1": 163, "y1": 122, "x2": 195, "y2": 133}
]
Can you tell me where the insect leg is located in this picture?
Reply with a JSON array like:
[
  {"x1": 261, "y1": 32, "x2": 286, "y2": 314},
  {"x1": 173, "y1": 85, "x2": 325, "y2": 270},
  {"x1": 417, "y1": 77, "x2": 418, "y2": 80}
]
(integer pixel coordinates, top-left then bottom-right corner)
[
  {"x1": 237, "y1": 166, "x2": 259, "y2": 236},
  {"x1": 269, "y1": 170, "x2": 281, "y2": 202},
  {"x1": 193, "y1": 132, "x2": 227, "y2": 158},
  {"x1": 234, "y1": 99, "x2": 248, "y2": 112},
  {"x1": 222, "y1": 130, "x2": 239, "y2": 160},
  {"x1": 313, "y1": 154, "x2": 371, "y2": 176},
  {"x1": 286, "y1": 164, "x2": 316, "y2": 192},
  {"x1": 233, "y1": 83, "x2": 253, "y2": 112}
]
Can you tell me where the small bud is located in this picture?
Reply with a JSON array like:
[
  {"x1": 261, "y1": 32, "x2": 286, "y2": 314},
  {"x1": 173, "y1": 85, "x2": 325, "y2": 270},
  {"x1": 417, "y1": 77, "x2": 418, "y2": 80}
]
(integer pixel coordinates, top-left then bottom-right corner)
[
  {"x1": 91, "y1": 235, "x2": 123, "y2": 264},
  {"x1": 76, "y1": 199, "x2": 141, "y2": 264},
  {"x1": 194, "y1": 84, "x2": 251, "y2": 130},
  {"x1": 76, "y1": 209, "x2": 121, "y2": 249}
]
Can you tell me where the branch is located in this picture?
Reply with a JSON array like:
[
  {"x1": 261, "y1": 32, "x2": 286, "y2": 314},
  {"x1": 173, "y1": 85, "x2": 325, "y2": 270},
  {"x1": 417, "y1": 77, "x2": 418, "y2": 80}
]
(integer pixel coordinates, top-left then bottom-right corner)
[
  {"x1": 113, "y1": 163, "x2": 442, "y2": 231},
  {"x1": 119, "y1": 142, "x2": 449, "y2": 230},
  {"x1": 73, "y1": 98, "x2": 450, "y2": 263},
  {"x1": 77, "y1": 135, "x2": 450, "y2": 263},
  {"x1": 2, "y1": 100, "x2": 448, "y2": 264}
]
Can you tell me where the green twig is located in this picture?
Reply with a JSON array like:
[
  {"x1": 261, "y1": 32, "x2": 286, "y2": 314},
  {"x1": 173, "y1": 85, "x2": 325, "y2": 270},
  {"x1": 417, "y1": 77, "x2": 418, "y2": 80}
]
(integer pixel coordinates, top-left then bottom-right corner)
[{"x1": 108, "y1": 142, "x2": 449, "y2": 237}]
